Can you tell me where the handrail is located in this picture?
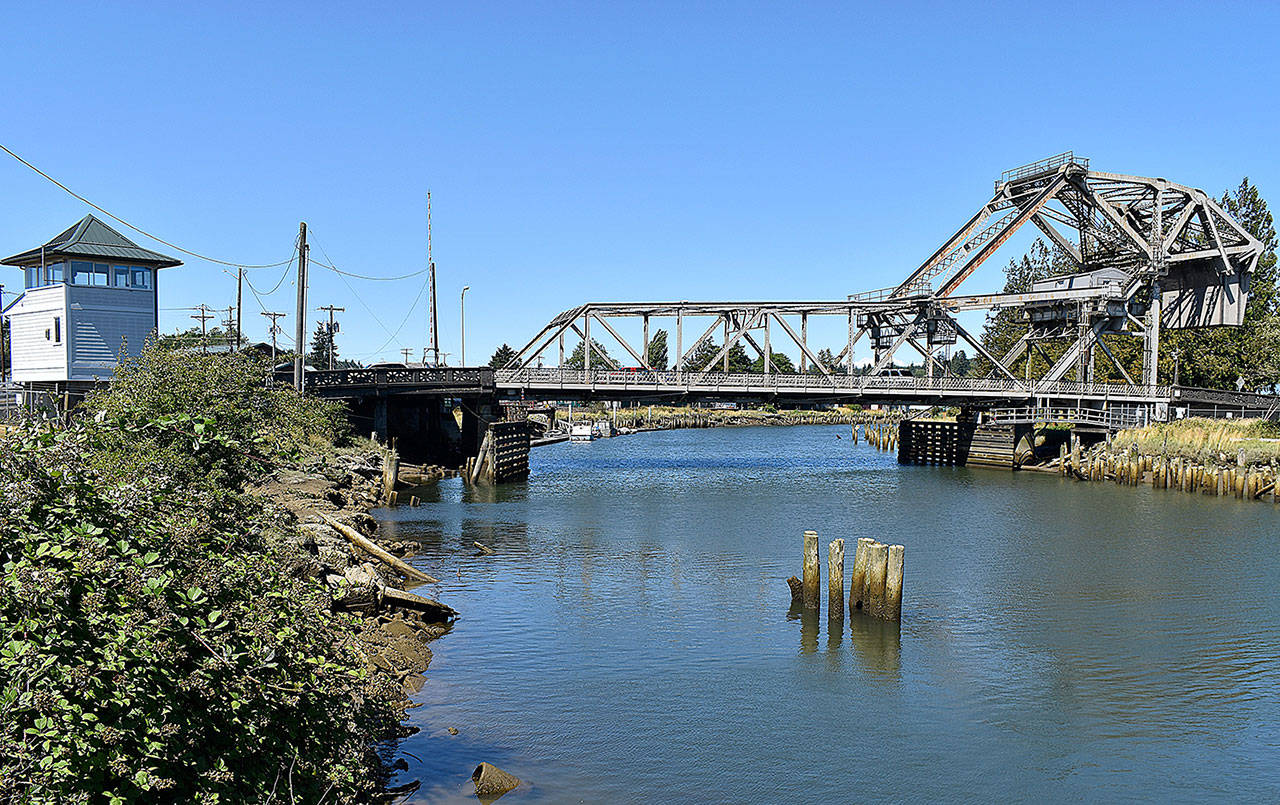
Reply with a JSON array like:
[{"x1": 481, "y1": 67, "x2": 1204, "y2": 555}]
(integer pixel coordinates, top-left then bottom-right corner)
[{"x1": 493, "y1": 368, "x2": 1175, "y2": 401}]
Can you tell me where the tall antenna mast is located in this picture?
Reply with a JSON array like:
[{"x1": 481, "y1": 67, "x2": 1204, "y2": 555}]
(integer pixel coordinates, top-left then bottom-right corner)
[{"x1": 427, "y1": 192, "x2": 440, "y2": 366}]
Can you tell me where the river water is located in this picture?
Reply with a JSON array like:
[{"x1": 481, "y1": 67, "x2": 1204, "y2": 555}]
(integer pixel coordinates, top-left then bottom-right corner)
[{"x1": 380, "y1": 425, "x2": 1280, "y2": 803}]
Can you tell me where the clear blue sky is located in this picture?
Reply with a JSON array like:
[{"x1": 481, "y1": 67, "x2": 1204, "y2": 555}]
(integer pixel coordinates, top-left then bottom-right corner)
[{"x1": 2, "y1": 1, "x2": 1276, "y2": 366}]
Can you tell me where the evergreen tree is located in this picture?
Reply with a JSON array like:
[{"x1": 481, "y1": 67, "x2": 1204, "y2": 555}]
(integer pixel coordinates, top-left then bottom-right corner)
[
  {"x1": 750, "y1": 352, "x2": 795, "y2": 373},
  {"x1": 1163, "y1": 178, "x2": 1279, "y2": 390},
  {"x1": 975, "y1": 238, "x2": 1075, "y2": 377},
  {"x1": 488, "y1": 343, "x2": 517, "y2": 369},
  {"x1": 645, "y1": 329, "x2": 669, "y2": 370},
  {"x1": 308, "y1": 321, "x2": 337, "y2": 369},
  {"x1": 565, "y1": 338, "x2": 613, "y2": 369},
  {"x1": 949, "y1": 349, "x2": 971, "y2": 376}
]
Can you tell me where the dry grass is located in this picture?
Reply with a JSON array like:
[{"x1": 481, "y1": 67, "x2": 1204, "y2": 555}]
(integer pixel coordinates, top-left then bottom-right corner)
[{"x1": 1113, "y1": 417, "x2": 1280, "y2": 465}]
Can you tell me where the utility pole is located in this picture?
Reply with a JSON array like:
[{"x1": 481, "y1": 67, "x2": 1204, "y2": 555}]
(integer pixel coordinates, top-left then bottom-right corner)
[
  {"x1": 222, "y1": 306, "x2": 236, "y2": 350},
  {"x1": 427, "y1": 192, "x2": 440, "y2": 366},
  {"x1": 318, "y1": 304, "x2": 344, "y2": 370},
  {"x1": 295, "y1": 223, "x2": 309, "y2": 392},
  {"x1": 261, "y1": 311, "x2": 285, "y2": 363},
  {"x1": 401, "y1": 347, "x2": 413, "y2": 364},
  {"x1": 191, "y1": 304, "x2": 214, "y2": 355},
  {"x1": 460, "y1": 285, "x2": 470, "y2": 366},
  {"x1": 235, "y1": 268, "x2": 243, "y2": 354}
]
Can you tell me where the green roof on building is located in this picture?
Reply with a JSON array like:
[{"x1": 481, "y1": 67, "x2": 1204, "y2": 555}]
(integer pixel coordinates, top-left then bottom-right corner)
[{"x1": 2, "y1": 214, "x2": 183, "y2": 268}]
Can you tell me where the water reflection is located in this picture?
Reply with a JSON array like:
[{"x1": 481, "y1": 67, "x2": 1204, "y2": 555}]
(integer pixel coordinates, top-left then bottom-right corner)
[{"x1": 849, "y1": 612, "x2": 901, "y2": 682}]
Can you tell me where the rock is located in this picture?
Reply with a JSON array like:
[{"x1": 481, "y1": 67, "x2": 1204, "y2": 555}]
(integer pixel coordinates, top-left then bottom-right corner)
[
  {"x1": 383, "y1": 618, "x2": 416, "y2": 638},
  {"x1": 472, "y1": 763, "x2": 521, "y2": 798},
  {"x1": 447, "y1": 727, "x2": 459, "y2": 735}
]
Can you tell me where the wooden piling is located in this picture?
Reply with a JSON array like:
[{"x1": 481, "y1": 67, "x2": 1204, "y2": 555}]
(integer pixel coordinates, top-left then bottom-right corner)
[
  {"x1": 827, "y1": 539, "x2": 845, "y2": 616},
  {"x1": 884, "y1": 544, "x2": 905, "y2": 621},
  {"x1": 802, "y1": 531, "x2": 820, "y2": 610},
  {"x1": 849, "y1": 537, "x2": 873, "y2": 612},
  {"x1": 864, "y1": 542, "x2": 889, "y2": 618}
]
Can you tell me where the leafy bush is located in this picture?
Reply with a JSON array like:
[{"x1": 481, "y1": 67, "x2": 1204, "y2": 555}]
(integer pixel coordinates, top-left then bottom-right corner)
[{"x1": 0, "y1": 349, "x2": 396, "y2": 803}]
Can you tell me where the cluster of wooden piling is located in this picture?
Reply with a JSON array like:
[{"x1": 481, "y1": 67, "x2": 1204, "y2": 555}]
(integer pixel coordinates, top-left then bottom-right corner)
[
  {"x1": 858, "y1": 423, "x2": 899, "y2": 453},
  {"x1": 791, "y1": 531, "x2": 904, "y2": 621},
  {"x1": 1059, "y1": 442, "x2": 1280, "y2": 502}
]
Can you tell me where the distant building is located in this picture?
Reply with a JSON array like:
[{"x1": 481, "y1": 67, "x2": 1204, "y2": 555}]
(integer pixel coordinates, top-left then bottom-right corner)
[{"x1": 1, "y1": 215, "x2": 181, "y2": 392}]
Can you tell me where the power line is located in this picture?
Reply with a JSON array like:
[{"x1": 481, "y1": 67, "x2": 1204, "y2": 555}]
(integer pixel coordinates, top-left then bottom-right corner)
[
  {"x1": 0, "y1": 141, "x2": 296, "y2": 269},
  {"x1": 309, "y1": 255, "x2": 431, "y2": 281}
]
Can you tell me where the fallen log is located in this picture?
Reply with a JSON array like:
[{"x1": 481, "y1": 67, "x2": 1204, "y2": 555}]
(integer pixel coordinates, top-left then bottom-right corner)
[
  {"x1": 381, "y1": 586, "x2": 457, "y2": 622},
  {"x1": 318, "y1": 513, "x2": 440, "y2": 584},
  {"x1": 473, "y1": 541, "x2": 495, "y2": 555}
]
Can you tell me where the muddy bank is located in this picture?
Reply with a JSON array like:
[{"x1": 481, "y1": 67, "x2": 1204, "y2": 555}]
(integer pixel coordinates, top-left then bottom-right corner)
[{"x1": 252, "y1": 445, "x2": 455, "y2": 706}]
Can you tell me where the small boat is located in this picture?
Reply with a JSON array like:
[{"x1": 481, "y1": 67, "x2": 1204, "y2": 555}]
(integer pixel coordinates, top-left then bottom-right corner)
[{"x1": 570, "y1": 423, "x2": 596, "y2": 443}]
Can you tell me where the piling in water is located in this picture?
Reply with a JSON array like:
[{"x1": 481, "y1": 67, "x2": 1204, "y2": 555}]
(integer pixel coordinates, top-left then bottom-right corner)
[
  {"x1": 849, "y1": 537, "x2": 873, "y2": 612},
  {"x1": 884, "y1": 544, "x2": 905, "y2": 621},
  {"x1": 827, "y1": 539, "x2": 845, "y2": 617},
  {"x1": 802, "y1": 530, "x2": 820, "y2": 610},
  {"x1": 863, "y1": 542, "x2": 889, "y2": 619}
]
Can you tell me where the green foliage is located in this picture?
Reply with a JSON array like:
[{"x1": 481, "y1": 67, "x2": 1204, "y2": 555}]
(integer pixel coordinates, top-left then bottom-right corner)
[
  {"x1": 0, "y1": 344, "x2": 392, "y2": 803},
  {"x1": 948, "y1": 349, "x2": 971, "y2": 377},
  {"x1": 156, "y1": 325, "x2": 242, "y2": 352},
  {"x1": 487, "y1": 343, "x2": 517, "y2": 369},
  {"x1": 687, "y1": 339, "x2": 752, "y2": 372},
  {"x1": 976, "y1": 238, "x2": 1075, "y2": 377},
  {"x1": 1163, "y1": 178, "x2": 1280, "y2": 390},
  {"x1": 645, "y1": 329, "x2": 669, "y2": 370},
  {"x1": 564, "y1": 338, "x2": 613, "y2": 369},
  {"x1": 83, "y1": 343, "x2": 346, "y2": 487},
  {"x1": 750, "y1": 351, "x2": 795, "y2": 373}
]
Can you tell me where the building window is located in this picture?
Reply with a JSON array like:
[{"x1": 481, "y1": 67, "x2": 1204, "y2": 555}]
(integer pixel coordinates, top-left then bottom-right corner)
[
  {"x1": 46, "y1": 262, "x2": 64, "y2": 284},
  {"x1": 25, "y1": 267, "x2": 37, "y2": 288},
  {"x1": 70, "y1": 261, "x2": 92, "y2": 285},
  {"x1": 112, "y1": 265, "x2": 131, "y2": 287},
  {"x1": 54, "y1": 316, "x2": 61, "y2": 343},
  {"x1": 92, "y1": 263, "x2": 110, "y2": 286},
  {"x1": 130, "y1": 267, "x2": 153, "y2": 289}
]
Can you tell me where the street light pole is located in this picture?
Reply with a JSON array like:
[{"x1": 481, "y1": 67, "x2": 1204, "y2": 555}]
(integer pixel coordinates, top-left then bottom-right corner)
[{"x1": 460, "y1": 285, "x2": 470, "y2": 366}]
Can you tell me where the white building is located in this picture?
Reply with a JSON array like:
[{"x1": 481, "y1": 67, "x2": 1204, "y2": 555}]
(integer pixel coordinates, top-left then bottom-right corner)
[{"x1": 1, "y1": 215, "x2": 181, "y2": 393}]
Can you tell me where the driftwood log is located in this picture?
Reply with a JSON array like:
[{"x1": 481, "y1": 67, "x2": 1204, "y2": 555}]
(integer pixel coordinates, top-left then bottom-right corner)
[
  {"x1": 381, "y1": 586, "x2": 457, "y2": 622},
  {"x1": 786, "y1": 575, "x2": 803, "y2": 602},
  {"x1": 318, "y1": 513, "x2": 440, "y2": 584}
]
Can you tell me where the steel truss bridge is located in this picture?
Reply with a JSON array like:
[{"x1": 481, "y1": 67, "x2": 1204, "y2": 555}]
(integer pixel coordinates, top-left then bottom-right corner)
[{"x1": 498, "y1": 152, "x2": 1265, "y2": 420}]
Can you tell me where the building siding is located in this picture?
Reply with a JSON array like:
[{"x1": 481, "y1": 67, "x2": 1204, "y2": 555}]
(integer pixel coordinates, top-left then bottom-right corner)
[
  {"x1": 6, "y1": 285, "x2": 69, "y2": 382},
  {"x1": 66, "y1": 286, "x2": 156, "y2": 380}
]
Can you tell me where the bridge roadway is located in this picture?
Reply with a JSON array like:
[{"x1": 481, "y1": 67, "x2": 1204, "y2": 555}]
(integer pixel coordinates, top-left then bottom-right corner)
[{"x1": 302, "y1": 364, "x2": 1177, "y2": 408}]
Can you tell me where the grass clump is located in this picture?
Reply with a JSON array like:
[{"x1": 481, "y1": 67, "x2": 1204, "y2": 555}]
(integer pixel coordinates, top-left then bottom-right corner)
[
  {"x1": 0, "y1": 345, "x2": 398, "y2": 804},
  {"x1": 1112, "y1": 417, "x2": 1280, "y2": 465}
]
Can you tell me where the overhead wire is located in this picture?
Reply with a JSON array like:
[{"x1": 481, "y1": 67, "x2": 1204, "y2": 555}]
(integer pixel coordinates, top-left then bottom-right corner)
[
  {"x1": 0, "y1": 141, "x2": 295, "y2": 269},
  {"x1": 309, "y1": 255, "x2": 431, "y2": 281}
]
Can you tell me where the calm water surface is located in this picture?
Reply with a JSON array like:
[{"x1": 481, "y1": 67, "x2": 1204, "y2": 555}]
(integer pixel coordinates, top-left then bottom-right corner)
[{"x1": 379, "y1": 425, "x2": 1280, "y2": 803}]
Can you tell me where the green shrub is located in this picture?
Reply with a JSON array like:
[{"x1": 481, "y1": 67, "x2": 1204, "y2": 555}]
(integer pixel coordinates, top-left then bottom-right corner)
[{"x1": 0, "y1": 349, "x2": 396, "y2": 804}]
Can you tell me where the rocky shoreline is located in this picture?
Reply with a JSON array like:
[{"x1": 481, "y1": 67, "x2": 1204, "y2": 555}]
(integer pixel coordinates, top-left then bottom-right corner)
[{"x1": 251, "y1": 445, "x2": 455, "y2": 715}]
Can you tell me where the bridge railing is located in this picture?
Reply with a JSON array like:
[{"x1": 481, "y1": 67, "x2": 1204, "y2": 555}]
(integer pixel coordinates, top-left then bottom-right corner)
[
  {"x1": 303, "y1": 366, "x2": 494, "y2": 390},
  {"x1": 494, "y1": 368, "x2": 1173, "y2": 401},
  {"x1": 986, "y1": 405, "x2": 1146, "y2": 430}
]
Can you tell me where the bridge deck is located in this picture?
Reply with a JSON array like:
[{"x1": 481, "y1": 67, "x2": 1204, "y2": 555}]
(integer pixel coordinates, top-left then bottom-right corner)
[{"x1": 493, "y1": 368, "x2": 1175, "y2": 406}]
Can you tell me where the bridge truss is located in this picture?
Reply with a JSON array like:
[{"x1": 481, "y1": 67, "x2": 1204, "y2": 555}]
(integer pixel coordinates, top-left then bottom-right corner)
[{"x1": 502, "y1": 153, "x2": 1263, "y2": 413}]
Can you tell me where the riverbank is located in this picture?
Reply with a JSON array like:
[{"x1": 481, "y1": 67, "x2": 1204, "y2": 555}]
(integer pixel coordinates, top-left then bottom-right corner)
[
  {"x1": 0, "y1": 347, "x2": 456, "y2": 803},
  {"x1": 1057, "y1": 420, "x2": 1280, "y2": 503},
  {"x1": 559, "y1": 404, "x2": 902, "y2": 432}
]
